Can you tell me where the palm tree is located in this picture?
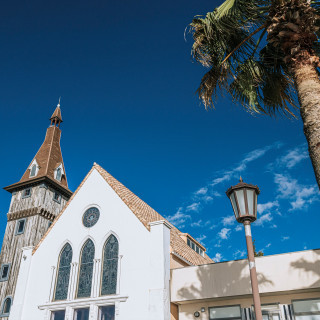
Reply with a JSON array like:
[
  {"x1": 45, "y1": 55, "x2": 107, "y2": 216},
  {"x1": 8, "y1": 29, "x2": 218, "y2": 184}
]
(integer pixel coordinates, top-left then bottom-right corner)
[{"x1": 189, "y1": 0, "x2": 320, "y2": 189}]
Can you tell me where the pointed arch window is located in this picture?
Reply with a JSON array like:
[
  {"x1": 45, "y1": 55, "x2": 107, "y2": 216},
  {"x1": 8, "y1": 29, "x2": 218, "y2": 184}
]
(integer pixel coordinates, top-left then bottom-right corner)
[
  {"x1": 54, "y1": 243, "x2": 73, "y2": 301},
  {"x1": 101, "y1": 235, "x2": 119, "y2": 296},
  {"x1": 77, "y1": 239, "x2": 95, "y2": 298},
  {"x1": 1, "y1": 296, "x2": 12, "y2": 316}
]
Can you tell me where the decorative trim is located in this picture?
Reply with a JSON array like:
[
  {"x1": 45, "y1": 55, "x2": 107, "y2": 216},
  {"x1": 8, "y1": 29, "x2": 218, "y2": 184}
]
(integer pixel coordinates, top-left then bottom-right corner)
[
  {"x1": 149, "y1": 220, "x2": 173, "y2": 229},
  {"x1": 7, "y1": 207, "x2": 56, "y2": 222},
  {"x1": 38, "y1": 295, "x2": 128, "y2": 310},
  {"x1": 171, "y1": 252, "x2": 192, "y2": 266}
]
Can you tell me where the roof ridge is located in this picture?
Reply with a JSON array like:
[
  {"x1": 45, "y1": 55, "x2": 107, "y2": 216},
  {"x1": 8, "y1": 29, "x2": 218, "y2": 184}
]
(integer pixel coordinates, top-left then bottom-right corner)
[{"x1": 93, "y1": 163, "x2": 213, "y2": 265}]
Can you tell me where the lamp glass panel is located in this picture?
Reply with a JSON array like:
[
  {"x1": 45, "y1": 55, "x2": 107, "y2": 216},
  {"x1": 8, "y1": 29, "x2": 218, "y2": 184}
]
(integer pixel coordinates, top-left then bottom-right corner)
[
  {"x1": 246, "y1": 189, "x2": 254, "y2": 216},
  {"x1": 230, "y1": 193, "x2": 239, "y2": 218},
  {"x1": 235, "y1": 189, "x2": 246, "y2": 216}
]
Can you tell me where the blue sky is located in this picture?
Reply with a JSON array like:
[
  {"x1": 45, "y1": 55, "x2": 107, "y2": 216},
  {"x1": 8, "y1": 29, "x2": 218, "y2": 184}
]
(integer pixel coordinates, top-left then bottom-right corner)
[{"x1": 0, "y1": 0, "x2": 319, "y2": 262}]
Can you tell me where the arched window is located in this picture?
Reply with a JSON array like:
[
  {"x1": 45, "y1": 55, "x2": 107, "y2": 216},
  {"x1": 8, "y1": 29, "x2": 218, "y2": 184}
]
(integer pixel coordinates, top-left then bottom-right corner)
[
  {"x1": 54, "y1": 243, "x2": 73, "y2": 301},
  {"x1": 77, "y1": 239, "x2": 95, "y2": 298},
  {"x1": 101, "y1": 235, "x2": 119, "y2": 295},
  {"x1": 1, "y1": 296, "x2": 12, "y2": 316},
  {"x1": 56, "y1": 167, "x2": 62, "y2": 181},
  {"x1": 30, "y1": 164, "x2": 37, "y2": 177}
]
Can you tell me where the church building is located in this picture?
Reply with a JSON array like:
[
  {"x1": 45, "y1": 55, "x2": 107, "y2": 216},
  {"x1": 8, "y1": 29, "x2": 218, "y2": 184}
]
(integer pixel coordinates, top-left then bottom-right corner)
[{"x1": 0, "y1": 103, "x2": 319, "y2": 320}]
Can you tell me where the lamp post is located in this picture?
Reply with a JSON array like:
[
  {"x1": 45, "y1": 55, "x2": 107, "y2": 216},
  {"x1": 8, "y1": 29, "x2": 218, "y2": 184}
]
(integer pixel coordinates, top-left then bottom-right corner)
[{"x1": 226, "y1": 177, "x2": 262, "y2": 320}]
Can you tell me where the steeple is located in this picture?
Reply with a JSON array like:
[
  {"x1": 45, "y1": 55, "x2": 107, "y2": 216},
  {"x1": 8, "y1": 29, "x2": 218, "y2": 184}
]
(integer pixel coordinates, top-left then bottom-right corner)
[{"x1": 4, "y1": 102, "x2": 72, "y2": 197}]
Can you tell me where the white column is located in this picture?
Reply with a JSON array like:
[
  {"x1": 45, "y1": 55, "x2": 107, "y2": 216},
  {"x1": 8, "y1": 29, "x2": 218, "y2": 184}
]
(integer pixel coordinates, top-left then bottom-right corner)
[
  {"x1": 9, "y1": 246, "x2": 34, "y2": 320},
  {"x1": 148, "y1": 220, "x2": 172, "y2": 320},
  {"x1": 48, "y1": 266, "x2": 57, "y2": 302},
  {"x1": 92, "y1": 259, "x2": 101, "y2": 298},
  {"x1": 69, "y1": 262, "x2": 79, "y2": 300}
]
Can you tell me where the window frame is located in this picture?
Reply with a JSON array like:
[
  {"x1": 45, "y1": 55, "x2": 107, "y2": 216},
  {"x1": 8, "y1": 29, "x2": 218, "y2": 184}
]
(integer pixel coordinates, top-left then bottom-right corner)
[
  {"x1": 1, "y1": 296, "x2": 12, "y2": 317},
  {"x1": 15, "y1": 218, "x2": 27, "y2": 235},
  {"x1": 29, "y1": 164, "x2": 37, "y2": 177},
  {"x1": 292, "y1": 298, "x2": 320, "y2": 317},
  {"x1": 53, "y1": 191, "x2": 62, "y2": 204},
  {"x1": 209, "y1": 304, "x2": 242, "y2": 320},
  {"x1": 0, "y1": 264, "x2": 11, "y2": 282},
  {"x1": 50, "y1": 309, "x2": 66, "y2": 320},
  {"x1": 73, "y1": 307, "x2": 90, "y2": 320},
  {"x1": 22, "y1": 188, "x2": 32, "y2": 199}
]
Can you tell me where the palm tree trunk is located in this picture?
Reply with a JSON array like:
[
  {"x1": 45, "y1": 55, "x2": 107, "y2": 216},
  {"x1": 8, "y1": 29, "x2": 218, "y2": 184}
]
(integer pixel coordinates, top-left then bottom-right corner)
[{"x1": 293, "y1": 62, "x2": 320, "y2": 190}]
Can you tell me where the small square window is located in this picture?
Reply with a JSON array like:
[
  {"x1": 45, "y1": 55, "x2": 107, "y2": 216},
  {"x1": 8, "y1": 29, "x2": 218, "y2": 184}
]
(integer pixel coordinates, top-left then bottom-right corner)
[
  {"x1": 99, "y1": 306, "x2": 115, "y2": 320},
  {"x1": 74, "y1": 308, "x2": 89, "y2": 320},
  {"x1": 0, "y1": 264, "x2": 10, "y2": 281},
  {"x1": 15, "y1": 219, "x2": 26, "y2": 235},
  {"x1": 53, "y1": 192, "x2": 61, "y2": 203},
  {"x1": 22, "y1": 188, "x2": 31, "y2": 198},
  {"x1": 51, "y1": 310, "x2": 65, "y2": 320}
]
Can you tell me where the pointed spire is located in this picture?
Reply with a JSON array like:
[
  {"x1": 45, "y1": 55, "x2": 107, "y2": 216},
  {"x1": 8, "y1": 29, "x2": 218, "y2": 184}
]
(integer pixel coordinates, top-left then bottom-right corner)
[
  {"x1": 50, "y1": 98, "x2": 63, "y2": 126},
  {"x1": 239, "y1": 176, "x2": 243, "y2": 182}
]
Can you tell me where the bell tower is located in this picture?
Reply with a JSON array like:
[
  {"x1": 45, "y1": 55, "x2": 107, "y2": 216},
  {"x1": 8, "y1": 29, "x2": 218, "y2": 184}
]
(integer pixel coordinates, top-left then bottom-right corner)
[{"x1": 0, "y1": 102, "x2": 72, "y2": 316}]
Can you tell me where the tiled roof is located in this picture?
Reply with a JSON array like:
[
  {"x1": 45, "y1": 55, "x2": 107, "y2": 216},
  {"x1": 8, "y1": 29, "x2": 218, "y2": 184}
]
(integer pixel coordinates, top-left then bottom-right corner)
[
  {"x1": 12, "y1": 106, "x2": 69, "y2": 192},
  {"x1": 33, "y1": 164, "x2": 213, "y2": 265},
  {"x1": 50, "y1": 105, "x2": 62, "y2": 122},
  {"x1": 94, "y1": 163, "x2": 212, "y2": 266}
]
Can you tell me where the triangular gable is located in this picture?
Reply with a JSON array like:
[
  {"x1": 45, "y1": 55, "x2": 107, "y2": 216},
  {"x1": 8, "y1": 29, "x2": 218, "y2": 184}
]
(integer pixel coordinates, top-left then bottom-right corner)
[{"x1": 33, "y1": 163, "x2": 212, "y2": 265}]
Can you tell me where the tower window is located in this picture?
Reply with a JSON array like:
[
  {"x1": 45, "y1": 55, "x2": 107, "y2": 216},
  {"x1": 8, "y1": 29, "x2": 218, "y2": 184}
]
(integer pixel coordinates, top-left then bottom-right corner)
[
  {"x1": 56, "y1": 168, "x2": 62, "y2": 181},
  {"x1": 1, "y1": 296, "x2": 12, "y2": 316},
  {"x1": 15, "y1": 219, "x2": 26, "y2": 235},
  {"x1": 53, "y1": 192, "x2": 61, "y2": 203},
  {"x1": 22, "y1": 188, "x2": 32, "y2": 198},
  {"x1": 0, "y1": 264, "x2": 11, "y2": 281},
  {"x1": 30, "y1": 164, "x2": 37, "y2": 177}
]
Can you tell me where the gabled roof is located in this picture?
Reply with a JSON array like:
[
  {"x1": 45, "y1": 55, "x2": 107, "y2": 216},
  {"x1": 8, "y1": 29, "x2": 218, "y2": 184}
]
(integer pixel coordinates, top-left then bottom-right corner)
[{"x1": 33, "y1": 163, "x2": 212, "y2": 265}]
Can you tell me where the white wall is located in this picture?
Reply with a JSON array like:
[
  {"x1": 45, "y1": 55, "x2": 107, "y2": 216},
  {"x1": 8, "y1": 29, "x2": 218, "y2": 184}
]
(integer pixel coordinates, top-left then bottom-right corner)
[{"x1": 11, "y1": 168, "x2": 171, "y2": 320}]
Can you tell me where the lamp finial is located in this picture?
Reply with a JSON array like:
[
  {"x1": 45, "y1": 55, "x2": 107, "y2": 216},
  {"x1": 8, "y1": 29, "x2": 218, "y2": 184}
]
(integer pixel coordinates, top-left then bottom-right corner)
[{"x1": 239, "y1": 176, "x2": 243, "y2": 182}]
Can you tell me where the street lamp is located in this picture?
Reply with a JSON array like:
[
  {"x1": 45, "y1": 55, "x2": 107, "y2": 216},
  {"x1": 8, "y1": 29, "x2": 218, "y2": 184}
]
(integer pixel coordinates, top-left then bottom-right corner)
[{"x1": 226, "y1": 177, "x2": 262, "y2": 320}]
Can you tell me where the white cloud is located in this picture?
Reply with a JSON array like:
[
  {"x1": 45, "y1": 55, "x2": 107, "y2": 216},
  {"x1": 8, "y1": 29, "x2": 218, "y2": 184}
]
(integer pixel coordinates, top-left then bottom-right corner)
[
  {"x1": 278, "y1": 146, "x2": 308, "y2": 169},
  {"x1": 257, "y1": 201, "x2": 279, "y2": 214},
  {"x1": 235, "y1": 225, "x2": 242, "y2": 232},
  {"x1": 255, "y1": 213, "x2": 273, "y2": 226},
  {"x1": 282, "y1": 236, "x2": 290, "y2": 241},
  {"x1": 166, "y1": 208, "x2": 190, "y2": 228},
  {"x1": 218, "y1": 228, "x2": 231, "y2": 240},
  {"x1": 212, "y1": 253, "x2": 222, "y2": 262},
  {"x1": 196, "y1": 234, "x2": 207, "y2": 243},
  {"x1": 274, "y1": 173, "x2": 319, "y2": 211},
  {"x1": 222, "y1": 215, "x2": 235, "y2": 226},
  {"x1": 186, "y1": 202, "x2": 201, "y2": 212},
  {"x1": 233, "y1": 249, "x2": 246, "y2": 259},
  {"x1": 195, "y1": 187, "x2": 208, "y2": 195},
  {"x1": 265, "y1": 243, "x2": 271, "y2": 248},
  {"x1": 191, "y1": 220, "x2": 203, "y2": 228}
]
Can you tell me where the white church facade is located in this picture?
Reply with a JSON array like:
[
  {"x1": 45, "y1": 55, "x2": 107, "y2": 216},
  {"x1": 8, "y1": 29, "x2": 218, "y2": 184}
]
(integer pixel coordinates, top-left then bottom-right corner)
[{"x1": 0, "y1": 104, "x2": 320, "y2": 320}]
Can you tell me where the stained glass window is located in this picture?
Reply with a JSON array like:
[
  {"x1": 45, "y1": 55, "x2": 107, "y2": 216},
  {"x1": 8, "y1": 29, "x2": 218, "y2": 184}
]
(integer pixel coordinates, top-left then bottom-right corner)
[
  {"x1": 101, "y1": 235, "x2": 118, "y2": 296},
  {"x1": 54, "y1": 243, "x2": 72, "y2": 301},
  {"x1": 77, "y1": 239, "x2": 95, "y2": 298}
]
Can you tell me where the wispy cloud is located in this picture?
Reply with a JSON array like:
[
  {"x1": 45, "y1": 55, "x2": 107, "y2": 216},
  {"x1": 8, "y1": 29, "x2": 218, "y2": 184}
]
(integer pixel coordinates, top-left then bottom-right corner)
[
  {"x1": 222, "y1": 215, "x2": 235, "y2": 226},
  {"x1": 255, "y1": 213, "x2": 273, "y2": 226},
  {"x1": 282, "y1": 236, "x2": 290, "y2": 241},
  {"x1": 196, "y1": 234, "x2": 207, "y2": 244},
  {"x1": 191, "y1": 220, "x2": 203, "y2": 228},
  {"x1": 274, "y1": 173, "x2": 319, "y2": 211},
  {"x1": 278, "y1": 145, "x2": 308, "y2": 169},
  {"x1": 218, "y1": 228, "x2": 231, "y2": 240},
  {"x1": 212, "y1": 253, "x2": 222, "y2": 262},
  {"x1": 186, "y1": 202, "x2": 201, "y2": 212},
  {"x1": 166, "y1": 207, "x2": 190, "y2": 228},
  {"x1": 235, "y1": 225, "x2": 242, "y2": 232},
  {"x1": 257, "y1": 201, "x2": 279, "y2": 214},
  {"x1": 233, "y1": 249, "x2": 246, "y2": 259}
]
